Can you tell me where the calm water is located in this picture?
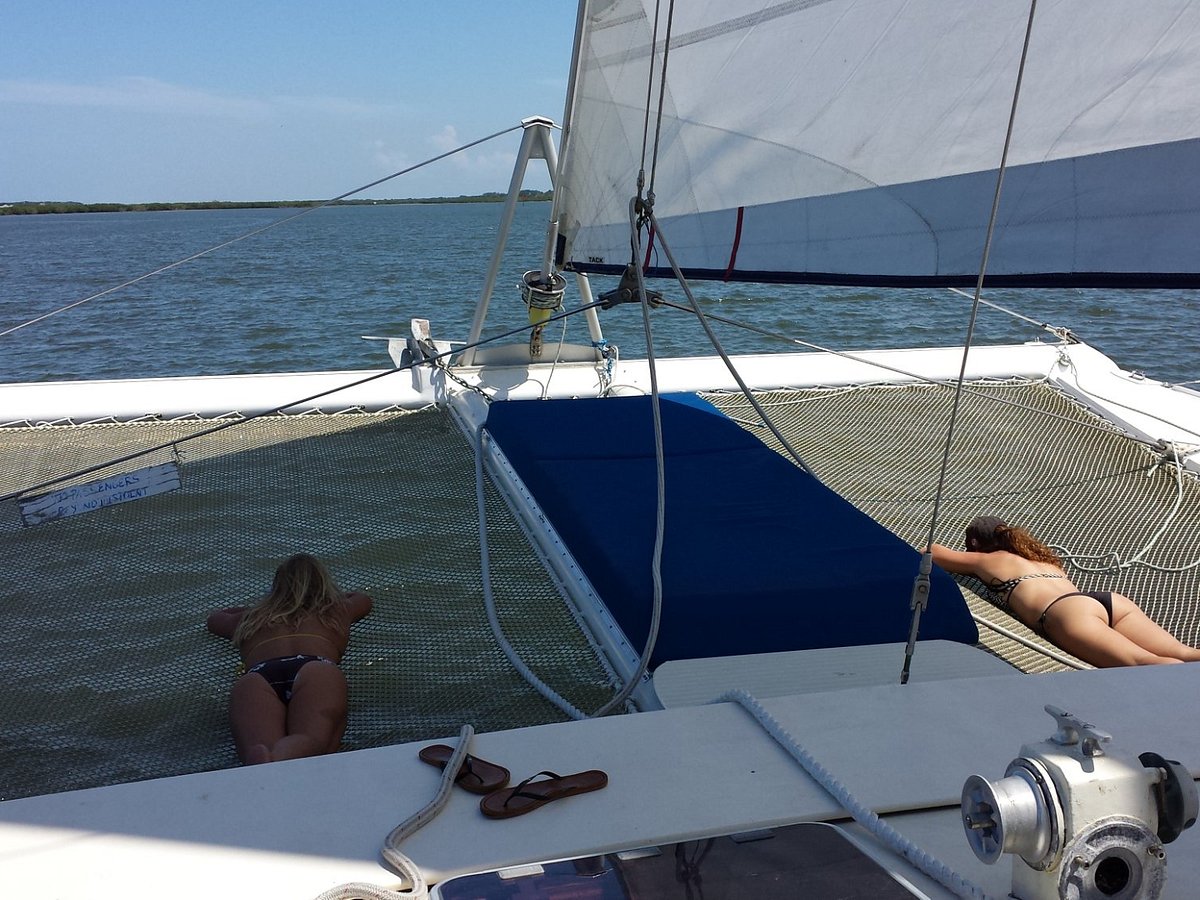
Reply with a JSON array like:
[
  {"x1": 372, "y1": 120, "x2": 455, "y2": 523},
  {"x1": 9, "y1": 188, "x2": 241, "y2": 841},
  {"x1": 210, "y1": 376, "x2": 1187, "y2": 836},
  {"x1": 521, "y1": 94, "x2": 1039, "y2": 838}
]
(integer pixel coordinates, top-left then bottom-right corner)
[{"x1": 2, "y1": 202, "x2": 1199, "y2": 385}]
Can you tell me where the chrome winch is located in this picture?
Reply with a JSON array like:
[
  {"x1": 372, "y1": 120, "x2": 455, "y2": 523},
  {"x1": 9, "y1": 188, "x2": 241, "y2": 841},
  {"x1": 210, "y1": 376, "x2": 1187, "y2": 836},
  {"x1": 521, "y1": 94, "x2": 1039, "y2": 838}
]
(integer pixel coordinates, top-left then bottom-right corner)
[{"x1": 961, "y1": 705, "x2": 1196, "y2": 900}]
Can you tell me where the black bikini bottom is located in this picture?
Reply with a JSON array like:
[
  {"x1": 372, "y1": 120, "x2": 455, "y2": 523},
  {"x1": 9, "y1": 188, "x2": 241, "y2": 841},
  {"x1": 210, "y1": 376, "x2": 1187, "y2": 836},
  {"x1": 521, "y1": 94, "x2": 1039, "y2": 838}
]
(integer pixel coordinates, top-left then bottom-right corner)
[
  {"x1": 1036, "y1": 591, "x2": 1113, "y2": 635},
  {"x1": 246, "y1": 654, "x2": 332, "y2": 703}
]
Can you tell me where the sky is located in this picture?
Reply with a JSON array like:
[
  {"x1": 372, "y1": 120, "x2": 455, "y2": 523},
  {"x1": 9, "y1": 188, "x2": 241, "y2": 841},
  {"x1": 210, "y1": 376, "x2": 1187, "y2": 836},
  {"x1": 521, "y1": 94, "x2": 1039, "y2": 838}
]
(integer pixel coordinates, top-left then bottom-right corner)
[{"x1": 1, "y1": 2, "x2": 580, "y2": 203}]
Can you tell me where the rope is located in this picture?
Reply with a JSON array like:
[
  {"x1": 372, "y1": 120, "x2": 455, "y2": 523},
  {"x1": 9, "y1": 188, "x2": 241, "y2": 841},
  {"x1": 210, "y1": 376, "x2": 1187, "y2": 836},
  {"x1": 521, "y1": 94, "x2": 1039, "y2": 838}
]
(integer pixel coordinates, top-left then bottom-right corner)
[
  {"x1": 311, "y1": 726, "x2": 476, "y2": 900},
  {"x1": 1055, "y1": 352, "x2": 1200, "y2": 444},
  {"x1": 473, "y1": 425, "x2": 591, "y2": 721},
  {"x1": 905, "y1": 0, "x2": 1041, "y2": 684},
  {"x1": 645, "y1": 0, "x2": 677, "y2": 203},
  {"x1": 717, "y1": 689, "x2": 995, "y2": 900},
  {"x1": 0, "y1": 125, "x2": 526, "y2": 341},
  {"x1": 468, "y1": 201, "x2": 667, "y2": 721},
  {"x1": 1058, "y1": 443, "x2": 1200, "y2": 574}
]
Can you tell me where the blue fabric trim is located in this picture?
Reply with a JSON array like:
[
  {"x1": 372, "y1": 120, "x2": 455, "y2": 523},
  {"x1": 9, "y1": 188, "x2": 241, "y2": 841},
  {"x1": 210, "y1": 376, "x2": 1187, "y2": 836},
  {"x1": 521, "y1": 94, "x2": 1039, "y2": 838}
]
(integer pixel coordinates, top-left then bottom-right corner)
[{"x1": 484, "y1": 393, "x2": 977, "y2": 668}]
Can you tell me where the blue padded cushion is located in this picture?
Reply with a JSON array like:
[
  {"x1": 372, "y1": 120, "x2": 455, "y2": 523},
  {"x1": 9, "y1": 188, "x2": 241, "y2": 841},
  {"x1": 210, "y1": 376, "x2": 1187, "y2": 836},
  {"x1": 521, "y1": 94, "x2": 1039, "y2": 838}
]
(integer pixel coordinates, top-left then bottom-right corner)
[{"x1": 483, "y1": 393, "x2": 977, "y2": 668}]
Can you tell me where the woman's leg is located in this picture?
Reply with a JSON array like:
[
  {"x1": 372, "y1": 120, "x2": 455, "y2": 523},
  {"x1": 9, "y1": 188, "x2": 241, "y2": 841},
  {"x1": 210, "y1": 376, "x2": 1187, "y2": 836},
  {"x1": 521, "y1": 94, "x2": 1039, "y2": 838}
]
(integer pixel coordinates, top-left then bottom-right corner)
[
  {"x1": 1109, "y1": 593, "x2": 1200, "y2": 662},
  {"x1": 229, "y1": 673, "x2": 286, "y2": 764},
  {"x1": 1043, "y1": 595, "x2": 1184, "y2": 667},
  {"x1": 272, "y1": 661, "x2": 349, "y2": 761}
]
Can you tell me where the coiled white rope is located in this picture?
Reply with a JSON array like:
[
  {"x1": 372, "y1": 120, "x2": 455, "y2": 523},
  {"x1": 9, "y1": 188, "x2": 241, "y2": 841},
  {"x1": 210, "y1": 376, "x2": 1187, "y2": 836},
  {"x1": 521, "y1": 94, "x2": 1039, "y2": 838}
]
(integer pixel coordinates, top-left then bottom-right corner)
[
  {"x1": 312, "y1": 725, "x2": 475, "y2": 900},
  {"x1": 717, "y1": 689, "x2": 995, "y2": 900},
  {"x1": 1058, "y1": 442, "x2": 1200, "y2": 575}
]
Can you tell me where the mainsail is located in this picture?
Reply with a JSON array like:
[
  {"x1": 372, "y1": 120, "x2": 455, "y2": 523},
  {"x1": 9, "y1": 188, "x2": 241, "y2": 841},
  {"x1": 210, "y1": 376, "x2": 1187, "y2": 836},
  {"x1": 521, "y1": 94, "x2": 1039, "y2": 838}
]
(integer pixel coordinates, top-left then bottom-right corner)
[{"x1": 554, "y1": 0, "x2": 1200, "y2": 287}]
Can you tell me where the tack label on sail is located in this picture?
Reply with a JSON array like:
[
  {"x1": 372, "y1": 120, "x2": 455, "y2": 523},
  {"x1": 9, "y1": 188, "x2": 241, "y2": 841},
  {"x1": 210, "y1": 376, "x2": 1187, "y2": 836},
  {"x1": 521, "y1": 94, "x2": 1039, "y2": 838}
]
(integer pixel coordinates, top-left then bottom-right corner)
[{"x1": 19, "y1": 462, "x2": 181, "y2": 526}]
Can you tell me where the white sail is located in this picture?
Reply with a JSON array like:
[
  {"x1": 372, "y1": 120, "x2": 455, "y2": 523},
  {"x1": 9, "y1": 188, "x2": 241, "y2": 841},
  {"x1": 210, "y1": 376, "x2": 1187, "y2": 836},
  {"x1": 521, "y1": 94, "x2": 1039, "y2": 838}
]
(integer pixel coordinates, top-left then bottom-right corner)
[{"x1": 555, "y1": 0, "x2": 1200, "y2": 286}]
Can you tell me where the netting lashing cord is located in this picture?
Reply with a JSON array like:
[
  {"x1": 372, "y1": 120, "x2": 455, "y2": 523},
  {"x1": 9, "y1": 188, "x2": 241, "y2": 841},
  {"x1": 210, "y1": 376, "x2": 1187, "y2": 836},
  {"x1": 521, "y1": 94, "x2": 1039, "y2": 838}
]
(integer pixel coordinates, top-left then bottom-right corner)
[
  {"x1": 311, "y1": 725, "x2": 475, "y2": 900},
  {"x1": 717, "y1": 689, "x2": 996, "y2": 900},
  {"x1": 1055, "y1": 349, "x2": 1200, "y2": 445}
]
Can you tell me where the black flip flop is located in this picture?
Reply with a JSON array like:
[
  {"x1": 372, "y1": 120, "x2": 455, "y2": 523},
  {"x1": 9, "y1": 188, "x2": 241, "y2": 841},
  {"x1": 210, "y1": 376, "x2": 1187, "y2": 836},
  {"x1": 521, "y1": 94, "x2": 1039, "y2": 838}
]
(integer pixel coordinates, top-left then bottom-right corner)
[
  {"x1": 480, "y1": 769, "x2": 608, "y2": 819},
  {"x1": 418, "y1": 743, "x2": 510, "y2": 795}
]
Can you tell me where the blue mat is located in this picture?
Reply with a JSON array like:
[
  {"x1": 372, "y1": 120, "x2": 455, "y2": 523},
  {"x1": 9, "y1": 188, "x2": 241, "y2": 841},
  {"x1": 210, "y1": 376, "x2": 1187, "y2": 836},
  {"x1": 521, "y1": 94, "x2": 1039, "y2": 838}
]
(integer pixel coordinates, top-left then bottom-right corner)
[{"x1": 483, "y1": 393, "x2": 977, "y2": 668}]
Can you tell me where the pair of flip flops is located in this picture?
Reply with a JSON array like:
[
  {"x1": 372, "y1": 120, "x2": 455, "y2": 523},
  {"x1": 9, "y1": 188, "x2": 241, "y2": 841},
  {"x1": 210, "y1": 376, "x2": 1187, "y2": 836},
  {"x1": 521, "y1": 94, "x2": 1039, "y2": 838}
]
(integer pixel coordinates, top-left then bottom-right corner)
[{"x1": 418, "y1": 744, "x2": 608, "y2": 819}]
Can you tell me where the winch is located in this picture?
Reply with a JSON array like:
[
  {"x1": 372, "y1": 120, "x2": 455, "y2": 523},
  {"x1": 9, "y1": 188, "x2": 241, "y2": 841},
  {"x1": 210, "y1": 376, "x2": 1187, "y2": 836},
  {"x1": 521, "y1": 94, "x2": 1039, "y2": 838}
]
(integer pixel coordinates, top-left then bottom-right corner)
[{"x1": 961, "y1": 705, "x2": 1196, "y2": 900}]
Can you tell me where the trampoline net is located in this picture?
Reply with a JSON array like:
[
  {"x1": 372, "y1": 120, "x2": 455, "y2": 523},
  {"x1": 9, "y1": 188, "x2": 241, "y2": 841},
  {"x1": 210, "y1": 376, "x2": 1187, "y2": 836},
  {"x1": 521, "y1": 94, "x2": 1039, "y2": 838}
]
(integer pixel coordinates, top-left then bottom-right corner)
[
  {"x1": 4, "y1": 376, "x2": 1199, "y2": 801},
  {"x1": 706, "y1": 378, "x2": 1200, "y2": 673},
  {"x1": 0, "y1": 409, "x2": 615, "y2": 801}
]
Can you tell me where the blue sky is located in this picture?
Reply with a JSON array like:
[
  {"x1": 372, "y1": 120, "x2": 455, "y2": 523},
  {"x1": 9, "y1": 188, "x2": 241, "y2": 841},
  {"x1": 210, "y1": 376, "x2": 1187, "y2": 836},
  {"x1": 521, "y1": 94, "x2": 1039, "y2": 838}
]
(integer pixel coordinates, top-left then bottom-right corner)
[{"x1": 1, "y1": 2, "x2": 579, "y2": 203}]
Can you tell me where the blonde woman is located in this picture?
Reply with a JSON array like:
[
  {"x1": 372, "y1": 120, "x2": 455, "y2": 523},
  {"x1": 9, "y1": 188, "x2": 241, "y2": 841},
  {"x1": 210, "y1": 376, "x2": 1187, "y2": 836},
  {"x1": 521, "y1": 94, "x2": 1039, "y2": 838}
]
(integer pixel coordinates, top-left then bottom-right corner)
[
  {"x1": 931, "y1": 516, "x2": 1200, "y2": 668},
  {"x1": 207, "y1": 553, "x2": 372, "y2": 764}
]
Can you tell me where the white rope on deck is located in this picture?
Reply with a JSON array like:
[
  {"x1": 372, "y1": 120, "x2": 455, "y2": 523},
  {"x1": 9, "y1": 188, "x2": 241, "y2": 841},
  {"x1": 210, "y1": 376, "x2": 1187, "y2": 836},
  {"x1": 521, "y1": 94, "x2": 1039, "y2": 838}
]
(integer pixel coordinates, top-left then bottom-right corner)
[
  {"x1": 311, "y1": 725, "x2": 476, "y2": 900},
  {"x1": 718, "y1": 689, "x2": 996, "y2": 900}
]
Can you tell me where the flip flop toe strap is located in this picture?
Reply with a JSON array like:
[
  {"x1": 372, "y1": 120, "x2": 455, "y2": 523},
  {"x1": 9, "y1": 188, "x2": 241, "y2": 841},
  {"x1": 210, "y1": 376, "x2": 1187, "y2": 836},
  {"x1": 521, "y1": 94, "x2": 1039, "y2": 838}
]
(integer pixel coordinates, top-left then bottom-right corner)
[
  {"x1": 455, "y1": 756, "x2": 483, "y2": 786},
  {"x1": 502, "y1": 770, "x2": 562, "y2": 808}
]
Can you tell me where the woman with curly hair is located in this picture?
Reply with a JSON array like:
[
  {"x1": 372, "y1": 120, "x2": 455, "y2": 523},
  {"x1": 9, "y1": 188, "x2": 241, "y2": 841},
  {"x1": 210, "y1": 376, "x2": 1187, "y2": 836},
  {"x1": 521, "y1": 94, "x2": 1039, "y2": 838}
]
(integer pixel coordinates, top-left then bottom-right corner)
[
  {"x1": 931, "y1": 516, "x2": 1200, "y2": 668},
  {"x1": 207, "y1": 553, "x2": 372, "y2": 764}
]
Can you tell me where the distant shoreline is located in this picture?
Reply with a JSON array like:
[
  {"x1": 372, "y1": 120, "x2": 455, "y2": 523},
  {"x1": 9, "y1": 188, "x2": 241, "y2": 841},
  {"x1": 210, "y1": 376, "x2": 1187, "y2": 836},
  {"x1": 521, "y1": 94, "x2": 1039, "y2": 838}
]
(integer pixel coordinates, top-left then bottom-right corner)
[{"x1": 0, "y1": 191, "x2": 553, "y2": 216}]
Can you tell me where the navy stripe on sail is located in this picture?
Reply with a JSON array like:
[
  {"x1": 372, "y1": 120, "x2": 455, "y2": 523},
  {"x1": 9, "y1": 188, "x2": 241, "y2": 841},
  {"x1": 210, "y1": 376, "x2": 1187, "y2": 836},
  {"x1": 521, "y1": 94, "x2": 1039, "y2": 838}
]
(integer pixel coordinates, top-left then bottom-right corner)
[{"x1": 567, "y1": 138, "x2": 1200, "y2": 289}]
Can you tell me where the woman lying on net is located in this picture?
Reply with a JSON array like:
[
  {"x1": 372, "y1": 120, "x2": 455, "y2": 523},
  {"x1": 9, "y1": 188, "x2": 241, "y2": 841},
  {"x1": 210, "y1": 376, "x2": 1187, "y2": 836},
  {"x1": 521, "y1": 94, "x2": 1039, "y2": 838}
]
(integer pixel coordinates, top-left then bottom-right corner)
[
  {"x1": 930, "y1": 516, "x2": 1200, "y2": 668},
  {"x1": 207, "y1": 553, "x2": 372, "y2": 764}
]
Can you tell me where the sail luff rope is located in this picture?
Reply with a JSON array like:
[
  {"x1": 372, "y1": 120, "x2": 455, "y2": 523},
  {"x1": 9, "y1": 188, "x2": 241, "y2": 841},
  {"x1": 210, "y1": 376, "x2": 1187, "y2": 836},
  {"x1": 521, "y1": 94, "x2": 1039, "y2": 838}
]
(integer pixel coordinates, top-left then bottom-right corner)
[
  {"x1": 645, "y1": 0, "x2": 677, "y2": 203},
  {"x1": 637, "y1": 0, "x2": 665, "y2": 188},
  {"x1": 902, "y1": 0, "x2": 1041, "y2": 685},
  {"x1": 0, "y1": 124, "x2": 525, "y2": 340},
  {"x1": 1, "y1": 299, "x2": 607, "y2": 504}
]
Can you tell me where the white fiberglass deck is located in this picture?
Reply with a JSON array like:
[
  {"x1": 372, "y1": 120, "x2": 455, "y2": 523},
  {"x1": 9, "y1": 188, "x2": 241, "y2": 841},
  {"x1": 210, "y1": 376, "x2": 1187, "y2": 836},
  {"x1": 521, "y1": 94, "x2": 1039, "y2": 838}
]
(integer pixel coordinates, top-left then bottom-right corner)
[{"x1": 2, "y1": 662, "x2": 1198, "y2": 899}]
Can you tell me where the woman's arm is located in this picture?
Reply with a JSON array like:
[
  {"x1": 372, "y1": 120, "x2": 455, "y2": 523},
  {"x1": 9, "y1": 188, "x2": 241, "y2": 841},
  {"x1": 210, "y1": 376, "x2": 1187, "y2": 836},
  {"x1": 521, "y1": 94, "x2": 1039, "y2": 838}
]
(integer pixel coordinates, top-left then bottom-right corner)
[
  {"x1": 343, "y1": 591, "x2": 373, "y2": 623},
  {"x1": 206, "y1": 606, "x2": 247, "y2": 639},
  {"x1": 928, "y1": 543, "x2": 989, "y2": 577}
]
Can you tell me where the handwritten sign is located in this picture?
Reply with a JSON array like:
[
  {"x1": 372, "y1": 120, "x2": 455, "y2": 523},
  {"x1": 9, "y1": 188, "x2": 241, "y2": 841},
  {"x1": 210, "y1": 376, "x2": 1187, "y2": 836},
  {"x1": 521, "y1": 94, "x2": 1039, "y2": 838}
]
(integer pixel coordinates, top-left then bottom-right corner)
[{"x1": 19, "y1": 462, "x2": 181, "y2": 526}]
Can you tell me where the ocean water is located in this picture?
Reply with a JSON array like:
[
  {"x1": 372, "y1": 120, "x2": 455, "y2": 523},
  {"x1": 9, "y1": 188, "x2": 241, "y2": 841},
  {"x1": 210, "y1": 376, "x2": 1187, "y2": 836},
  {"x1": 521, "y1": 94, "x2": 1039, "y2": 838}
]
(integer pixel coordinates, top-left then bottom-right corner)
[{"x1": 2, "y1": 202, "x2": 1199, "y2": 385}]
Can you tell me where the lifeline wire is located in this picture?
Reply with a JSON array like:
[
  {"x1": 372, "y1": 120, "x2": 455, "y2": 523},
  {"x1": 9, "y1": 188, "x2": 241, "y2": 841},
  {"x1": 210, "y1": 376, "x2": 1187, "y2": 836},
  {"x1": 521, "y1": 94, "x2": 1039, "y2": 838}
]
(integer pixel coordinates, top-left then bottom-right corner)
[{"x1": 1, "y1": 124, "x2": 525, "y2": 340}]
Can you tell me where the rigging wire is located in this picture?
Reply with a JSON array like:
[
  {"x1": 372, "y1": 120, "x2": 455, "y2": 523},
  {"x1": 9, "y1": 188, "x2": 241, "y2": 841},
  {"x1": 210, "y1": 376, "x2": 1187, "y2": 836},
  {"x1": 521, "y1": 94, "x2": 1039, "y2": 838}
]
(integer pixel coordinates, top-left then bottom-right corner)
[
  {"x1": 1, "y1": 299, "x2": 607, "y2": 504},
  {"x1": 649, "y1": 297, "x2": 1180, "y2": 449},
  {"x1": 0, "y1": 124, "x2": 526, "y2": 340},
  {"x1": 903, "y1": 0, "x2": 1041, "y2": 685},
  {"x1": 946, "y1": 285, "x2": 1073, "y2": 336},
  {"x1": 644, "y1": 212, "x2": 813, "y2": 472}
]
